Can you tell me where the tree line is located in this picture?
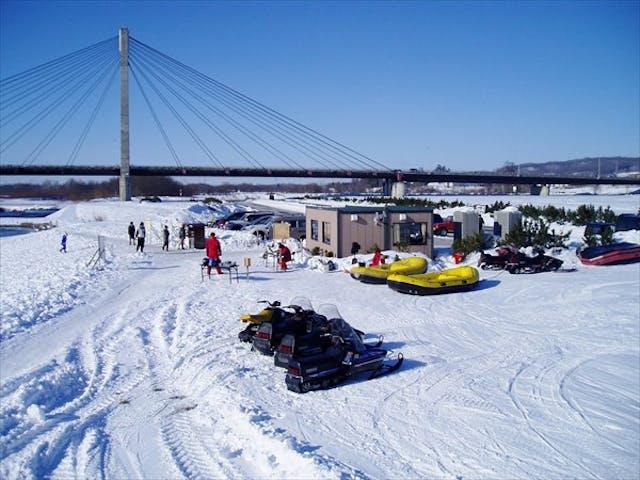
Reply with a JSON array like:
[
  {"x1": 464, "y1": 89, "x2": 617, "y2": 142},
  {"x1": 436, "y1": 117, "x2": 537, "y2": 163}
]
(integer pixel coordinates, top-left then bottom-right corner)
[{"x1": 0, "y1": 176, "x2": 378, "y2": 200}]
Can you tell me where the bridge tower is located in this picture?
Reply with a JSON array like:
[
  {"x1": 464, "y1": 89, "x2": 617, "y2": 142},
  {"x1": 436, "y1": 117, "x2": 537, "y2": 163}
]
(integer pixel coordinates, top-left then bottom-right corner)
[{"x1": 119, "y1": 27, "x2": 131, "y2": 201}]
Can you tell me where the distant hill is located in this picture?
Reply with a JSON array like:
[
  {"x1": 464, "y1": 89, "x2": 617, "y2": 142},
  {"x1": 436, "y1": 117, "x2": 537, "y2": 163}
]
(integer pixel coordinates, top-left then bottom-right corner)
[{"x1": 494, "y1": 157, "x2": 639, "y2": 177}]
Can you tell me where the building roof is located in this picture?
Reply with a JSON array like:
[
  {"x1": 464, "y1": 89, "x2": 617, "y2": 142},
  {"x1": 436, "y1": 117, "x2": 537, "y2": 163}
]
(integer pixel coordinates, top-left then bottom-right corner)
[{"x1": 305, "y1": 205, "x2": 433, "y2": 213}]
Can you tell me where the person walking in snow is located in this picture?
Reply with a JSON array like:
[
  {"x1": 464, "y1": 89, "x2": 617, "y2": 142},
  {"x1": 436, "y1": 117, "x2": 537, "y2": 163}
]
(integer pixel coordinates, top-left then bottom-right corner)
[
  {"x1": 162, "y1": 225, "x2": 170, "y2": 251},
  {"x1": 205, "y1": 232, "x2": 222, "y2": 276},
  {"x1": 128, "y1": 221, "x2": 135, "y2": 245},
  {"x1": 136, "y1": 222, "x2": 146, "y2": 253},
  {"x1": 60, "y1": 233, "x2": 67, "y2": 253},
  {"x1": 178, "y1": 223, "x2": 186, "y2": 250}
]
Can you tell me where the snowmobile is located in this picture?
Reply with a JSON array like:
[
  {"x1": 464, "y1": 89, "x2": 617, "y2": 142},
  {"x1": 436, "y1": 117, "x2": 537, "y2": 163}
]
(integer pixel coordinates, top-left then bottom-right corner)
[
  {"x1": 477, "y1": 247, "x2": 517, "y2": 270},
  {"x1": 274, "y1": 304, "x2": 381, "y2": 369},
  {"x1": 284, "y1": 316, "x2": 403, "y2": 393},
  {"x1": 478, "y1": 248, "x2": 563, "y2": 274},
  {"x1": 251, "y1": 298, "x2": 325, "y2": 356},
  {"x1": 505, "y1": 251, "x2": 563, "y2": 274},
  {"x1": 238, "y1": 300, "x2": 293, "y2": 343}
]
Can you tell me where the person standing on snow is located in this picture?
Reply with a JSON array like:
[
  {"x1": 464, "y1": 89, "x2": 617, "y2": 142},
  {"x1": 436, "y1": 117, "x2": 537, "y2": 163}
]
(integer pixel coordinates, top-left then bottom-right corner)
[
  {"x1": 278, "y1": 243, "x2": 292, "y2": 271},
  {"x1": 136, "y1": 222, "x2": 146, "y2": 253},
  {"x1": 205, "y1": 232, "x2": 222, "y2": 276},
  {"x1": 128, "y1": 221, "x2": 135, "y2": 245},
  {"x1": 60, "y1": 233, "x2": 67, "y2": 253},
  {"x1": 350, "y1": 241, "x2": 361, "y2": 264},
  {"x1": 162, "y1": 225, "x2": 170, "y2": 251},
  {"x1": 178, "y1": 223, "x2": 186, "y2": 250}
]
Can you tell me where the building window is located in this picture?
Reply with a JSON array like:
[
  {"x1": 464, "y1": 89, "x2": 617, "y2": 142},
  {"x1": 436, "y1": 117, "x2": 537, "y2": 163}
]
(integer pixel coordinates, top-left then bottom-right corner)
[
  {"x1": 393, "y1": 222, "x2": 427, "y2": 245},
  {"x1": 311, "y1": 220, "x2": 319, "y2": 241},
  {"x1": 322, "y1": 221, "x2": 331, "y2": 245}
]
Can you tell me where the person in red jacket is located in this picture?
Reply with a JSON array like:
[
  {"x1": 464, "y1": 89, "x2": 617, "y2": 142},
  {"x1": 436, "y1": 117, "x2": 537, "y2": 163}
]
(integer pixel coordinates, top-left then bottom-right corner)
[
  {"x1": 205, "y1": 232, "x2": 222, "y2": 276},
  {"x1": 278, "y1": 243, "x2": 292, "y2": 271},
  {"x1": 370, "y1": 248, "x2": 385, "y2": 267}
]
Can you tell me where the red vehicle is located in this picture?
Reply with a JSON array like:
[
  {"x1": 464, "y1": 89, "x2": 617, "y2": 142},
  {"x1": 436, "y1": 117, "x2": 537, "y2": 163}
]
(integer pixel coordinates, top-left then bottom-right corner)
[{"x1": 433, "y1": 214, "x2": 454, "y2": 236}]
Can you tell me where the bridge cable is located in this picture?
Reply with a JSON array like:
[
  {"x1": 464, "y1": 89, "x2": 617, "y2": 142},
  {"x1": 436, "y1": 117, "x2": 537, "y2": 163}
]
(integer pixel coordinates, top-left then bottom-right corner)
[
  {"x1": 130, "y1": 39, "x2": 335, "y2": 170},
  {"x1": 129, "y1": 48, "x2": 293, "y2": 170},
  {"x1": 129, "y1": 49, "x2": 262, "y2": 169},
  {"x1": 130, "y1": 38, "x2": 360, "y2": 171},
  {"x1": 1, "y1": 53, "x2": 118, "y2": 162},
  {"x1": 1, "y1": 40, "x2": 116, "y2": 129},
  {"x1": 141, "y1": 47, "x2": 347, "y2": 171},
  {"x1": 66, "y1": 62, "x2": 119, "y2": 167},
  {"x1": 130, "y1": 61, "x2": 237, "y2": 169},
  {"x1": 130, "y1": 45, "x2": 306, "y2": 170},
  {"x1": 21, "y1": 56, "x2": 119, "y2": 166},
  {"x1": 129, "y1": 37, "x2": 391, "y2": 172},
  {"x1": 0, "y1": 37, "x2": 116, "y2": 94},
  {"x1": 0, "y1": 41, "x2": 115, "y2": 126},
  {"x1": 2, "y1": 53, "x2": 117, "y2": 157},
  {"x1": 129, "y1": 65, "x2": 185, "y2": 169}
]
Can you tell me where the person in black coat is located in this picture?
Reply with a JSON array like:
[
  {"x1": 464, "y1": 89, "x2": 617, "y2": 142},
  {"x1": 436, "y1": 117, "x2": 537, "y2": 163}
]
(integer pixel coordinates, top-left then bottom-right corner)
[
  {"x1": 128, "y1": 222, "x2": 135, "y2": 245},
  {"x1": 162, "y1": 225, "x2": 170, "y2": 251}
]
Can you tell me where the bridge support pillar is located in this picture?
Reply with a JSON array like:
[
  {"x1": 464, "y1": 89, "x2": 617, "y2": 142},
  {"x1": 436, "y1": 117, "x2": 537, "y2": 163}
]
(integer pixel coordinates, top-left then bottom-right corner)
[
  {"x1": 382, "y1": 178, "x2": 392, "y2": 196},
  {"x1": 530, "y1": 184, "x2": 550, "y2": 195},
  {"x1": 391, "y1": 181, "x2": 406, "y2": 198},
  {"x1": 119, "y1": 26, "x2": 131, "y2": 201},
  {"x1": 119, "y1": 174, "x2": 131, "y2": 202}
]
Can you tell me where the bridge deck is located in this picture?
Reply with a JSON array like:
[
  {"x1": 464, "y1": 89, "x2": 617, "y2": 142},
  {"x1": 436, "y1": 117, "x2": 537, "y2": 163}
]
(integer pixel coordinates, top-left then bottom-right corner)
[{"x1": 0, "y1": 165, "x2": 637, "y2": 186}]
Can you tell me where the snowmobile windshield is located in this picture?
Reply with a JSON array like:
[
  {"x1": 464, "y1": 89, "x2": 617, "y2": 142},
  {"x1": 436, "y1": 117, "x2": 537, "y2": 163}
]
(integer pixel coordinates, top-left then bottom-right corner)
[
  {"x1": 330, "y1": 317, "x2": 366, "y2": 353},
  {"x1": 317, "y1": 304, "x2": 342, "y2": 321},
  {"x1": 288, "y1": 296, "x2": 314, "y2": 313}
]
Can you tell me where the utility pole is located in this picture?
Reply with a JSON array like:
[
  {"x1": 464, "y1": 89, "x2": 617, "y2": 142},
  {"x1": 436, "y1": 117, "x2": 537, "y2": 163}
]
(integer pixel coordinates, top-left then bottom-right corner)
[{"x1": 119, "y1": 26, "x2": 131, "y2": 201}]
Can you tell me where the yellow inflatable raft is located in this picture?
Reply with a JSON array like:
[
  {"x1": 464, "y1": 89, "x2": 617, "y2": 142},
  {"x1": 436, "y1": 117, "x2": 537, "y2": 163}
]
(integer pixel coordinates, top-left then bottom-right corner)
[
  {"x1": 350, "y1": 256, "x2": 428, "y2": 284},
  {"x1": 387, "y1": 265, "x2": 480, "y2": 295}
]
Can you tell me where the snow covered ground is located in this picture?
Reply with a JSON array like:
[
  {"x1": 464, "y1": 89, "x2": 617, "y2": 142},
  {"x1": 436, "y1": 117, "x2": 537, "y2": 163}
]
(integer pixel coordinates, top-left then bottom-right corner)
[{"x1": 1, "y1": 193, "x2": 639, "y2": 479}]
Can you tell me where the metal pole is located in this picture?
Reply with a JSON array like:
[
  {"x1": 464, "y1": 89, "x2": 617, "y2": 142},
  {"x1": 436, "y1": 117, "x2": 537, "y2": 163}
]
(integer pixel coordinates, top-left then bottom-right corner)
[{"x1": 119, "y1": 26, "x2": 131, "y2": 201}]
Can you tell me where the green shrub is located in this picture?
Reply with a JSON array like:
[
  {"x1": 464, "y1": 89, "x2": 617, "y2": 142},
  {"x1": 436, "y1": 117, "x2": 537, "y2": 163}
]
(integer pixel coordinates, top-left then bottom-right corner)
[
  {"x1": 485, "y1": 201, "x2": 511, "y2": 214},
  {"x1": 452, "y1": 233, "x2": 494, "y2": 256},
  {"x1": 394, "y1": 241, "x2": 410, "y2": 253},
  {"x1": 502, "y1": 218, "x2": 570, "y2": 249},
  {"x1": 517, "y1": 203, "x2": 616, "y2": 227}
]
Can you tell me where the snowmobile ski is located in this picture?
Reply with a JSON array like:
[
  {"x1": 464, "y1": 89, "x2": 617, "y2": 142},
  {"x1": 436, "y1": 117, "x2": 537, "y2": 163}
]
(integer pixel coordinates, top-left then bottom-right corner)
[{"x1": 369, "y1": 353, "x2": 403, "y2": 380}]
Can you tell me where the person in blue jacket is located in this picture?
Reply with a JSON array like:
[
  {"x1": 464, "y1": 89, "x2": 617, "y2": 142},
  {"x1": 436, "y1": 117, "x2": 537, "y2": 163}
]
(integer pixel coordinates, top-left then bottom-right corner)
[{"x1": 60, "y1": 233, "x2": 67, "y2": 253}]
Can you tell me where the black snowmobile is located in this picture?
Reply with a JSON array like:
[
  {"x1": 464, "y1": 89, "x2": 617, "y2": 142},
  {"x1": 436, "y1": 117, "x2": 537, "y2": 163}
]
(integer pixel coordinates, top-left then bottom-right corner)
[
  {"x1": 477, "y1": 247, "x2": 518, "y2": 270},
  {"x1": 285, "y1": 317, "x2": 403, "y2": 393},
  {"x1": 251, "y1": 298, "x2": 326, "y2": 356},
  {"x1": 274, "y1": 304, "x2": 381, "y2": 369},
  {"x1": 505, "y1": 250, "x2": 563, "y2": 274}
]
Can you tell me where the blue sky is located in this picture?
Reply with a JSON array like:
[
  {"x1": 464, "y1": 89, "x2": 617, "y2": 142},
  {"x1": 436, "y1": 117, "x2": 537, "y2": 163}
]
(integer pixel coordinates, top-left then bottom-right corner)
[{"x1": 1, "y1": 0, "x2": 638, "y2": 174}]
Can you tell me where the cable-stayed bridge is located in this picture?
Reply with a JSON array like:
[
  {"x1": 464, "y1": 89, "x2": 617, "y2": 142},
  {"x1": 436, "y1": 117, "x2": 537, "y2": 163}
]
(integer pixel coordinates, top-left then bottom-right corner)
[{"x1": 1, "y1": 28, "x2": 637, "y2": 200}]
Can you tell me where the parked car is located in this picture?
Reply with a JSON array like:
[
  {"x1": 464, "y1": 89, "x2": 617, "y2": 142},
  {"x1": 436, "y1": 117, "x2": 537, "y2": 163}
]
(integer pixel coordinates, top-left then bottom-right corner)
[
  {"x1": 433, "y1": 214, "x2": 455, "y2": 236},
  {"x1": 245, "y1": 214, "x2": 306, "y2": 241},
  {"x1": 240, "y1": 215, "x2": 275, "y2": 237},
  {"x1": 615, "y1": 214, "x2": 640, "y2": 232},
  {"x1": 211, "y1": 210, "x2": 247, "y2": 228},
  {"x1": 225, "y1": 211, "x2": 274, "y2": 230}
]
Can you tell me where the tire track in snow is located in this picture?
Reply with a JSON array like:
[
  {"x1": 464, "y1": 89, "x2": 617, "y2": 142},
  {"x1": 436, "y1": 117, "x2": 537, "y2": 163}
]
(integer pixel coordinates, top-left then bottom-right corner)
[
  {"x1": 559, "y1": 355, "x2": 638, "y2": 454},
  {"x1": 0, "y1": 296, "x2": 150, "y2": 479},
  {"x1": 507, "y1": 360, "x2": 601, "y2": 479},
  {"x1": 140, "y1": 284, "x2": 368, "y2": 480}
]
